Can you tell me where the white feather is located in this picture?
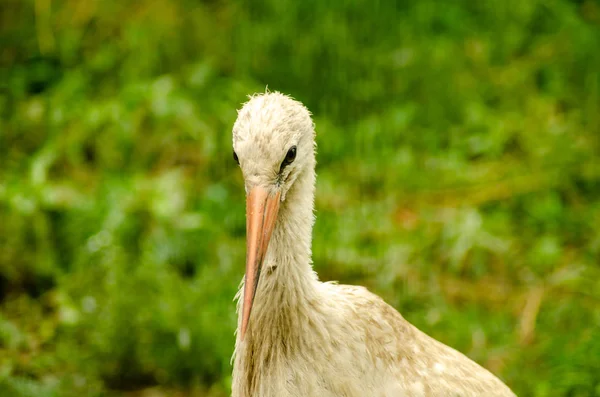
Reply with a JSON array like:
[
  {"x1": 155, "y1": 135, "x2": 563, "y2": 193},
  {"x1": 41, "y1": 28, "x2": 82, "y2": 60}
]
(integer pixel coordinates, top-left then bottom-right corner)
[{"x1": 231, "y1": 92, "x2": 516, "y2": 397}]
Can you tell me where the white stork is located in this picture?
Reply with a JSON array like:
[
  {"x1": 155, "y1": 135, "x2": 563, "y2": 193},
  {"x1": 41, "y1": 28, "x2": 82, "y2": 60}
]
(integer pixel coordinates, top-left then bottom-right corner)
[{"x1": 231, "y1": 92, "x2": 516, "y2": 397}]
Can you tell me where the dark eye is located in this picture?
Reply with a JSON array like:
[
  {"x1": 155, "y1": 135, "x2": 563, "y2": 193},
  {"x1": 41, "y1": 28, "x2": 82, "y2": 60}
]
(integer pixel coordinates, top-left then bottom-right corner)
[
  {"x1": 279, "y1": 145, "x2": 297, "y2": 172},
  {"x1": 233, "y1": 151, "x2": 239, "y2": 165}
]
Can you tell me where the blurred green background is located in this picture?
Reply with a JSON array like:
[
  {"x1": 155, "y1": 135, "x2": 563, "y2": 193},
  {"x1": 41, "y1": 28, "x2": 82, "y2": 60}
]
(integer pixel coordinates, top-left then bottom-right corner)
[{"x1": 1, "y1": 0, "x2": 600, "y2": 396}]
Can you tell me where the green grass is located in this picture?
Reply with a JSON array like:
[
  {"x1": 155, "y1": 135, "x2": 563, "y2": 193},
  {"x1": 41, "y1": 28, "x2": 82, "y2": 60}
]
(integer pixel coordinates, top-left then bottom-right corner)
[{"x1": 1, "y1": 0, "x2": 600, "y2": 396}]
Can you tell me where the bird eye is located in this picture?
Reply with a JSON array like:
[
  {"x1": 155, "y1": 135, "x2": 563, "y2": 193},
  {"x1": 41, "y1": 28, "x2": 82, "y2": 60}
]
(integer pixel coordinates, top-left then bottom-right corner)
[
  {"x1": 280, "y1": 145, "x2": 297, "y2": 172},
  {"x1": 233, "y1": 151, "x2": 239, "y2": 165}
]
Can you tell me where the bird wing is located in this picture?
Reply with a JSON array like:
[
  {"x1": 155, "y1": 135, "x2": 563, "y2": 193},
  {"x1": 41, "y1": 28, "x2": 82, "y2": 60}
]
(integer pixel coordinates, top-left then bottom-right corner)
[{"x1": 333, "y1": 284, "x2": 516, "y2": 397}]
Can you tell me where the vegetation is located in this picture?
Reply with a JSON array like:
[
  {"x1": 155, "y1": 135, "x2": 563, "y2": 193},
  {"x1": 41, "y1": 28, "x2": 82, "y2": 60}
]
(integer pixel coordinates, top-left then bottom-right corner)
[{"x1": 1, "y1": 0, "x2": 600, "y2": 396}]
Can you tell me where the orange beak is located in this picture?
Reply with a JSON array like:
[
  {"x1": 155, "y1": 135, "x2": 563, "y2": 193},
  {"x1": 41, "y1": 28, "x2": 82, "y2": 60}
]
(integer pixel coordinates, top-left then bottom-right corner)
[{"x1": 240, "y1": 186, "x2": 281, "y2": 340}]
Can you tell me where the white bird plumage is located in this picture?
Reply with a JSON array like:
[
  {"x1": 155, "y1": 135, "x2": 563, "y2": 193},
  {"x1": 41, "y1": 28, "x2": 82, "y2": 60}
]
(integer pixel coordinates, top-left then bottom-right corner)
[{"x1": 231, "y1": 91, "x2": 516, "y2": 397}]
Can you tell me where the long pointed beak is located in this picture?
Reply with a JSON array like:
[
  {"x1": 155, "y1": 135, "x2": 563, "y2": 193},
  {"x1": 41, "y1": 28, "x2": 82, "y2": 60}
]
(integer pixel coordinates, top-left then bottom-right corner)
[{"x1": 241, "y1": 186, "x2": 281, "y2": 340}]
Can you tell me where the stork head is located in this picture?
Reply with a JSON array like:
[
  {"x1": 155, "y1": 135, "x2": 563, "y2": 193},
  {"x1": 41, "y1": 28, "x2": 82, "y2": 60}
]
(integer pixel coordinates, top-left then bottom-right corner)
[{"x1": 232, "y1": 92, "x2": 315, "y2": 339}]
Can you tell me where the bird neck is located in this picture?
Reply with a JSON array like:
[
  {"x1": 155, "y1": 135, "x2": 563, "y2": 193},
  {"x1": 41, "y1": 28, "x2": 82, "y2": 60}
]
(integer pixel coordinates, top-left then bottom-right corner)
[
  {"x1": 233, "y1": 157, "x2": 326, "y2": 396},
  {"x1": 238, "y1": 158, "x2": 320, "y2": 338},
  {"x1": 259, "y1": 157, "x2": 319, "y2": 303}
]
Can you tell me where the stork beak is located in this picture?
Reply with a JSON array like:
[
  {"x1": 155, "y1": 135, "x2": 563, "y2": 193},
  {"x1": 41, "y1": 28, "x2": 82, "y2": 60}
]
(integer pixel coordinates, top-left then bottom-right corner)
[{"x1": 241, "y1": 186, "x2": 281, "y2": 340}]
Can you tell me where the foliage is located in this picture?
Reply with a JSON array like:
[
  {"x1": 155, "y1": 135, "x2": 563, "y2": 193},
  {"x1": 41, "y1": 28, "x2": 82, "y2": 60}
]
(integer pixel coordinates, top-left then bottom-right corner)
[{"x1": 1, "y1": 0, "x2": 600, "y2": 396}]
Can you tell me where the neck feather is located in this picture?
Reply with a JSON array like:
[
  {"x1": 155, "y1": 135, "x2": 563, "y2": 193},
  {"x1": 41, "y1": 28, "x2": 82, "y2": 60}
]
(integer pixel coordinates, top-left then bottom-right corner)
[
  {"x1": 241, "y1": 157, "x2": 319, "y2": 326},
  {"x1": 235, "y1": 155, "x2": 324, "y2": 341},
  {"x1": 233, "y1": 157, "x2": 332, "y2": 396}
]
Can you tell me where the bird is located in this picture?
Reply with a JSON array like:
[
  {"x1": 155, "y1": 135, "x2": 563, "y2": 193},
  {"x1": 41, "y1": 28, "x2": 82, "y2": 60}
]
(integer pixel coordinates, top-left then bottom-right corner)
[{"x1": 230, "y1": 91, "x2": 516, "y2": 397}]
